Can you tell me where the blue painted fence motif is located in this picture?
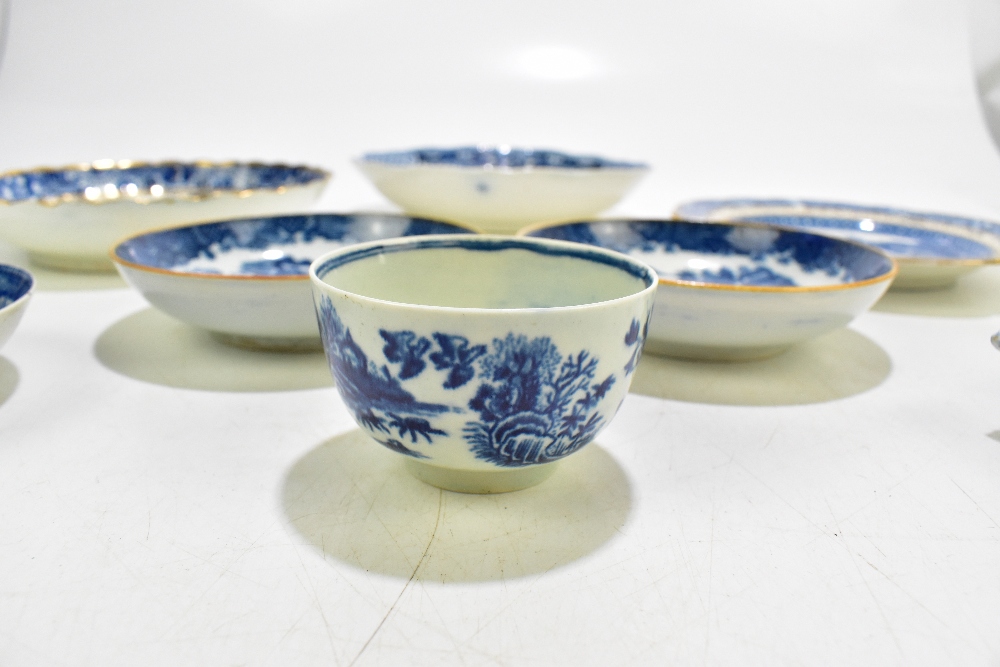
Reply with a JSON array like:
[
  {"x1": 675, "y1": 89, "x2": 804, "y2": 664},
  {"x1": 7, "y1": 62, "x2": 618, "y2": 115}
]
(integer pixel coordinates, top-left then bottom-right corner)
[{"x1": 318, "y1": 298, "x2": 640, "y2": 467}]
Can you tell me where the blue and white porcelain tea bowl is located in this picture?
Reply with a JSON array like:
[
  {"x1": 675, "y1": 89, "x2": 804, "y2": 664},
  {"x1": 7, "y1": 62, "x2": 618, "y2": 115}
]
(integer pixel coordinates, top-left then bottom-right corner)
[
  {"x1": 113, "y1": 214, "x2": 470, "y2": 351},
  {"x1": 0, "y1": 160, "x2": 330, "y2": 272},
  {"x1": 521, "y1": 219, "x2": 897, "y2": 361},
  {"x1": 675, "y1": 198, "x2": 1000, "y2": 290},
  {"x1": 310, "y1": 235, "x2": 657, "y2": 493},
  {"x1": 0, "y1": 264, "x2": 33, "y2": 350},
  {"x1": 356, "y1": 146, "x2": 649, "y2": 234}
]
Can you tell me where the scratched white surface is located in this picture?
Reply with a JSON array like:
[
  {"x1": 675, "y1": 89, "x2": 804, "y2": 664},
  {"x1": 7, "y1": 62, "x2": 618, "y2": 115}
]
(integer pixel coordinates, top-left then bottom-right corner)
[{"x1": 1, "y1": 0, "x2": 1000, "y2": 665}]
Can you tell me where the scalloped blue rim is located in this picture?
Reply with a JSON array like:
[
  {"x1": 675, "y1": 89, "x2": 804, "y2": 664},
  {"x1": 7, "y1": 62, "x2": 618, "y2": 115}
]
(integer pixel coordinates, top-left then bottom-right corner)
[
  {"x1": 314, "y1": 236, "x2": 658, "y2": 290},
  {"x1": 0, "y1": 162, "x2": 328, "y2": 204},
  {"x1": 360, "y1": 146, "x2": 648, "y2": 170}
]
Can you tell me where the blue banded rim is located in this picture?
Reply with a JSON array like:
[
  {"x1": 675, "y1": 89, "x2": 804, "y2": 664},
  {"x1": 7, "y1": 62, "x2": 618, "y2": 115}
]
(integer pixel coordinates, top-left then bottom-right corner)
[
  {"x1": 674, "y1": 198, "x2": 1000, "y2": 267},
  {"x1": 358, "y1": 146, "x2": 648, "y2": 171},
  {"x1": 111, "y1": 213, "x2": 476, "y2": 282},
  {"x1": 0, "y1": 263, "x2": 34, "y2": 311},
  {"x1": 310, "y1": 234, "x2": 659, "y2": 311},
  {"x1": 517, "y1": 218, "x2": 899, "y2": 293},
  {"x1": 0, "y1": 159, "x2": 330, "y2": 207}
]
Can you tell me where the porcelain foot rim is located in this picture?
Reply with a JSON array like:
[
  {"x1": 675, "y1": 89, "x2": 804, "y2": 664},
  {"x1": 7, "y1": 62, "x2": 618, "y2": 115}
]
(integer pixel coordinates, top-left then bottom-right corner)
[{"x1": 404, "y1": 459, "x2": 558, "y2": 493}]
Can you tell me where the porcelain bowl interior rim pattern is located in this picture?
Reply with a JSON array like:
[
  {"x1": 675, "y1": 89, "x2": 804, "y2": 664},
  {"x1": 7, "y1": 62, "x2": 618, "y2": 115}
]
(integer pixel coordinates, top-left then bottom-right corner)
[
  {"x1": 673, "y1": 197, "x2": 1000, "y2": 267},
  {"x1": 517, "y1": 218, "x2": 899, "y2": 293},
  {"x1": 111, "y1": 213, "x2": 477, "y2": 282},
  {"x1": 309, "y1": 233, "x2": 660, "y2": 311},
  {"x1": 0, "y1": 159, "x2": 331, "y2": 207},
  {"x1": 356, "y1": 145, "x2": 650, "y2": 173},
  {"x1": 0, "y1": 263, "x2": 34, "y2": 310}
]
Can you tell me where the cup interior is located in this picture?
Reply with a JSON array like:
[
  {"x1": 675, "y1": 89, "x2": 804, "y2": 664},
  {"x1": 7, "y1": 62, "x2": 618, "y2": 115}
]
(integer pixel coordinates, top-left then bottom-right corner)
[{"x1": 315, "y1": 237, "x2": 654, "y2": 309}]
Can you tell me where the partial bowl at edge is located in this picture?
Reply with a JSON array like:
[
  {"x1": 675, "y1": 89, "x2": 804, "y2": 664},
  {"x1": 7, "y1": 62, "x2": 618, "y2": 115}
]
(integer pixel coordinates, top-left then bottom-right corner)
[{"x1": 0, "y1": 263, "x2": 33, "y2": 350}]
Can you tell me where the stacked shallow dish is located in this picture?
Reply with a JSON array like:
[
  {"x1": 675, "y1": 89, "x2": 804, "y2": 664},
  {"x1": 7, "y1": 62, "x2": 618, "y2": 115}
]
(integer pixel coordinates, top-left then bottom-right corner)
[{"x1": 676, "y1": 198, "x2": 1000, "y2": 290}]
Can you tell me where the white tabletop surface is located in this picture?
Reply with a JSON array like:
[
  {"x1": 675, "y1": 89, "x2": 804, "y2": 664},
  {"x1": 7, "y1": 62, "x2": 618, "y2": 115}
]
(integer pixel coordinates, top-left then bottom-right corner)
[{"x1": 1, "y1": 0, "x2": 1000, "y2": 665}]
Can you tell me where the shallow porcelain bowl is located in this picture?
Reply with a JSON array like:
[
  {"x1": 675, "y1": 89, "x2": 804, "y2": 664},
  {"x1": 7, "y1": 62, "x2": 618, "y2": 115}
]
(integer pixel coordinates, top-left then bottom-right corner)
[
  {"x1": 0, "y1": 264, "x2": 33, "y2": 350},
  {"x1": 355, "y1": 146, "x2": 649, "y2": 234},
  {"x1": 521, "y1": 219, "x2": 897, "y2": 361},
  {"x1": 0, "y1": 160, "x2": 330, "y2": 272},
  {"x1": 113, "y1": 214, "x2": 471, "y2": 351},
  {"x1": 310, "y1": 235, "x2": 657, "y2": 493},
  {"x1": 675, "y1": 198, "x2": 1000, "y2": 290}
]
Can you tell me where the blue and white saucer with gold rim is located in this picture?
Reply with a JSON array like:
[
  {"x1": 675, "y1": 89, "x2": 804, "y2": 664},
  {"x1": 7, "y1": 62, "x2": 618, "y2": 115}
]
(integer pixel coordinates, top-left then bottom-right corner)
[
  {"x1": 520, "y1": 218, "x2": 897, "y2": 361},
  {"x1": 675, "y1": 198, "x2": 1000, "y2": 290},
  {"x1": 112, "y1": 213, "x2": 471, "y2": 351}
]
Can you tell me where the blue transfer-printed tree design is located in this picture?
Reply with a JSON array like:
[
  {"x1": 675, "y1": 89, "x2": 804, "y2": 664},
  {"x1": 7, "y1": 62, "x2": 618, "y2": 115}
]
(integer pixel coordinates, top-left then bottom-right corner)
[
  {"x1": 320, "y1": 297, "x2": 641, "y2": 467},
  {"x1": 318, "y1": 298, "x2": 449, "y2": 456},
  {"x1": 429, "y1": 333, "x2": 487, "y2": 389},
  {"x1": 380, "y1": 330, "x2": 432, "y2": 379},
  {"x1": 463, "y1": 334, "x2": 616, "y2": 467}
]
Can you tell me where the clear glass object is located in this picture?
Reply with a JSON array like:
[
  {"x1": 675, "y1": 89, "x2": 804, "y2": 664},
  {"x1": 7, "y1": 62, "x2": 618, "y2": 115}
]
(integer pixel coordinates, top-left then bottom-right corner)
[{"x1": 968, "y1": 0, "x2": 1000, "y2": 351}]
